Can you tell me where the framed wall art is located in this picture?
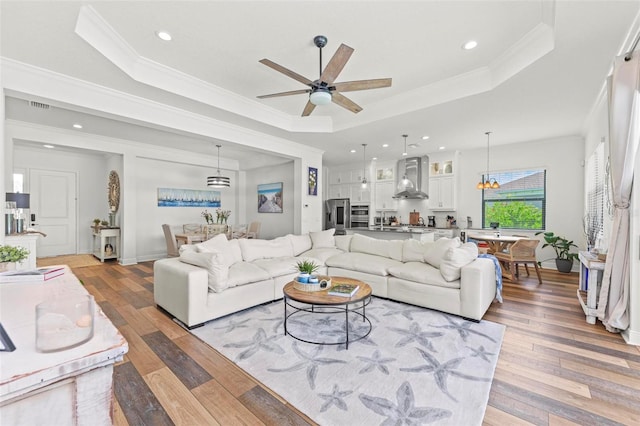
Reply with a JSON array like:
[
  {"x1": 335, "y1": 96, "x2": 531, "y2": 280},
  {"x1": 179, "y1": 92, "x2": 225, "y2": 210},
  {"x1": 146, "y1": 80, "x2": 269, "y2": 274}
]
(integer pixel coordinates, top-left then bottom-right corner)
[
  {"x1": 157, "y1": 188, "x2": 221, "y2": 207},
  {"x1": 258, "y1": 182, "x2": 283, "y2": 213},
  {"x1": 308, "y1": 167, "x2": 318, "y2": 196}
]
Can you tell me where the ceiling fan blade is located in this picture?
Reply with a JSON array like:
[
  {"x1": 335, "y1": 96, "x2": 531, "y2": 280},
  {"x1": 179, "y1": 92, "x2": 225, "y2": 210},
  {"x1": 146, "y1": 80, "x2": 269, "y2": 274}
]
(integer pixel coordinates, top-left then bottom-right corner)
[
  {"x1": 257, "y1": 89, "x2": 311, "y2": 99},
  {"x1": 302, "y1": 100, "x2": 316, "y2": 117},
  {"x1": 319, "y1": 43, "x2": 354, "y2": 85},
  {"x1": 331, "y1": 92, "x2": 363, "y2": 114},
  {"x1": 332, "y1": 78, "x2": 392, "y2": 92},
  {"x1": 259, "y1": 59, "x2": 313, "y2": 86}
]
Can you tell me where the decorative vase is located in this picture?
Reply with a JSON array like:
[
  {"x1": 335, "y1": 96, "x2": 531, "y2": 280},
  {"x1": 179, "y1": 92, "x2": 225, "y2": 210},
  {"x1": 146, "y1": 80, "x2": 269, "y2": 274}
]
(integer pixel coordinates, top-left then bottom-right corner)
[
  {"x1": 555, "y1": 258, "x2": 573, "y2": 273},
  {"x1": 0, "y1": 262, "x2": 16, "y2": 273},
  {"x1": 297, "y1": 273, "x2": 310, "y2": 283}
]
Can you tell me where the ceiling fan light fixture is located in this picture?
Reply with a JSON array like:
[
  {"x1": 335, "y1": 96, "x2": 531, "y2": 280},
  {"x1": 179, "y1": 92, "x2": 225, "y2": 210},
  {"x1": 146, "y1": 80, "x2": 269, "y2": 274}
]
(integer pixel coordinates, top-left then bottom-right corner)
[
  {"x1": 207, "y1": 145, "x2": 231, "y2": 188},
  {"x1": 309, "y1": 88, "x2": 332, "y2": 106}
]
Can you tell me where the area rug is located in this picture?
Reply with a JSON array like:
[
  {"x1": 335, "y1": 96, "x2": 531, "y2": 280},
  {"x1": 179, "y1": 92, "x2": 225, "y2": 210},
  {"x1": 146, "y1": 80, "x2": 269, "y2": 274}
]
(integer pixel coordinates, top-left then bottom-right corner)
[{"x1": 192, "y1": 297, "x2": 505, "y2": 425}]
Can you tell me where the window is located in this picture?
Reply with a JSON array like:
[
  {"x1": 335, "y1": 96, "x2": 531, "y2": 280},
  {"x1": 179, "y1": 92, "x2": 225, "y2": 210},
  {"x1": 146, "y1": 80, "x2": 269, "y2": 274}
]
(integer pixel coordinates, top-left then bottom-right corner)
[{"x1": 482, "y1": 169, "x2": 546, "y2": 229}]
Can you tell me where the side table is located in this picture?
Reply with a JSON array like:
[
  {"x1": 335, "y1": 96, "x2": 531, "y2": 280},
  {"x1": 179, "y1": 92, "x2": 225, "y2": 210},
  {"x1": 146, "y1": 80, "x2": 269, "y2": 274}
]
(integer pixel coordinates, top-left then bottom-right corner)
[
  {"x1": 92, "y1": 227, "x2": 120, "y2": 262},
  {"x1": 577, "y1": 251, "x2": 605, "y2": 324}
]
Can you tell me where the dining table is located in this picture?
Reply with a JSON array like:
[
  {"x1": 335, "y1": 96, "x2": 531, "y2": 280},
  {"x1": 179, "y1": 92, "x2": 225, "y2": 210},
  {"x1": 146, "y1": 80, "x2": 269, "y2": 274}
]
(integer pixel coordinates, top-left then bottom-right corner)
[
  {"x1": 175, "y1": 233, "x2": 206, "y2": 247},
  {"x1": 466, "y1": 233, "x2": 524, "y2": 254}
]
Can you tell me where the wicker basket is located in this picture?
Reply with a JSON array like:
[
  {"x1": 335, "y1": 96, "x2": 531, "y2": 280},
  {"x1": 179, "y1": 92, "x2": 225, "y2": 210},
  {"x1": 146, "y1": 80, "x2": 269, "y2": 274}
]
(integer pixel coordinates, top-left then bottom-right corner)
[{"x1": 293, "y1": 275, "x2": 331, "y2": 292}]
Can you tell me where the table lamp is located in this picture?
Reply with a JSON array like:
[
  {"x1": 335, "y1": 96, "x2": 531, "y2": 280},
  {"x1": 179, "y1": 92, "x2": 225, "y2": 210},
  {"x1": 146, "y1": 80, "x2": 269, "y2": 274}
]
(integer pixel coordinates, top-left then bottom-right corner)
[{"x1": 5, "y1": 193, "x2": 30, "y2": 234}]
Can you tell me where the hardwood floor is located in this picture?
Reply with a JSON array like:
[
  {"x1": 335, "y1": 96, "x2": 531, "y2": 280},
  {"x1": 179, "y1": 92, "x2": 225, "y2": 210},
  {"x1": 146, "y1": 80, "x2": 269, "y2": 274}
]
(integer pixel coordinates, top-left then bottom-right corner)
[{"x1": 70, "y1": 261, "x2": 640, "y2": 426}]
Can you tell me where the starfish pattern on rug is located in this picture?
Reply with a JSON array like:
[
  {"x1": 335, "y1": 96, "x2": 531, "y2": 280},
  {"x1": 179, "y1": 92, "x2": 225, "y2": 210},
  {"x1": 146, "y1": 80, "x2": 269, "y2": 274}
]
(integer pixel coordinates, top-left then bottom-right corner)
[
  {"x1": 267, "y1": 342, "x2": 347, "y2": 389},
  {"x1": 467, "y1": 345, "x2": 495, "y2": 362},
  {"x1": 400, "y1": 347, "x2": 491, "y2": 402},
  {"x1": 318, "y1": 318, "x2": 377, "y2": 350},
  {"x1": 318, "y1": 384, "x2": 353, "y2": 412},
  {"x1": 223, "y1": 328, "x2": 284, "y2": 361},
  {"x1": 212, "y1": 317, "x2": 252, "y2": 333},
  {"x1": 388, "y1": 322, "x2": 444, "y2": 351},
  {"x1": 432, "y1": 315, "x2": 497, "y2": 343},
  {"x1": 359, "y1": 381, "x2": 452, "y2": 424},
  {"x1": 356, "y1": 349, "x2": 397, "y2": 375},
  {"x1": 381, "y1": 303, "x2": 427, "y2": 321}
]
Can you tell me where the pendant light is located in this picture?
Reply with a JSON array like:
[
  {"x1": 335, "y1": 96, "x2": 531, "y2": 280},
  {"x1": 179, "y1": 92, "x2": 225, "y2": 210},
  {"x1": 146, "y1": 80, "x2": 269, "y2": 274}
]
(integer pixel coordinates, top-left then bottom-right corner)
[
  {"x1": 476, "y1": 132, "x2": 500, "y2": 190},
  {"x1": 207, "y1": 144, "x2": 231, "y2": 188},
  {"x1": 398, "y1": 134, "x2": 414, "y2": 190},
  {"x1": 361, "y1": 143, "x2": 368, "y2": 189}
]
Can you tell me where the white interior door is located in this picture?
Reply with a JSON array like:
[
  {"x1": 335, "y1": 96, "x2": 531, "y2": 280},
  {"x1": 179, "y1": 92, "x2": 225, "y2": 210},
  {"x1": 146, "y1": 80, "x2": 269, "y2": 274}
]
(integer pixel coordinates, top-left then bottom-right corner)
[{"x1": 29, "y1": 169, "x2": 77, "y2": 257}]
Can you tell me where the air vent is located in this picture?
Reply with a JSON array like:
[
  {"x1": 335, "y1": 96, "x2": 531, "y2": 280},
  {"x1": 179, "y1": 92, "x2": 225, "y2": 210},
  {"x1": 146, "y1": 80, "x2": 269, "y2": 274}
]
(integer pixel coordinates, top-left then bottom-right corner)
[{"x1": 29, "y1": 101, "x2": 50, "y2": 110}]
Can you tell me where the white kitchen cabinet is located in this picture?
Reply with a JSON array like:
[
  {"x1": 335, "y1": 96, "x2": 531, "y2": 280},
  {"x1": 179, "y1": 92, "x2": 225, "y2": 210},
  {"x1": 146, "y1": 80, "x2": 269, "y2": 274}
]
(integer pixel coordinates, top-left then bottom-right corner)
[
  {"x1": 429, "y1": 176, "x2": 455, "y2": 211},
  {"x1": 374, "y1": 181, "x2": 397, "y2": 211},
  {"x1": 349, "y1": 183, "x2": 371, "y2": 203},
  {"x1": 328, "y1": 184, "x2": 349, "y2": 199}
]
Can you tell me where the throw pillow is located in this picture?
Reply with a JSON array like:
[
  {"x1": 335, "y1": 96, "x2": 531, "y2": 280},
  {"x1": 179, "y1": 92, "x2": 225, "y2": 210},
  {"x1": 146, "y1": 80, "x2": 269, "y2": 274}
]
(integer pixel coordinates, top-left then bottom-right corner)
[
  {"x1": 179, "y1": 250, "x2": 230, "y2": 292},
  {"x1": 402, "y1": 239, "x2": 433, "y2": 262},
  {"x1": 440, "y1": 242, "x2": 479, "y2": 282},
  {"x1": 310, "y1": 228, "x2": 335, "y2": 248},
  {"x1": 195, "y1": 234, "x2": 235, "y2": 265},
  {"x1": 423, "y1": 237, "x2": 461, "y2": 269},
  {"x1": 334, "y1": 234, "x2": 353, "y2": 252},
  {"x1": 288, "y1": 234, "x2": 312, "y2": 256}
]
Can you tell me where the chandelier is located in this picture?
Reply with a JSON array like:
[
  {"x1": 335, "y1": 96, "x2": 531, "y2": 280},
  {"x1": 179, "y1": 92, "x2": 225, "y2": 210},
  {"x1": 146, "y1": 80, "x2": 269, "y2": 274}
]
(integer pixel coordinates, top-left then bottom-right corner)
[
  {"x1": 207, "y1": 145, "x2": 231, "y2": 188},
  {"x1": 476, "y1": 132, "x2": 500, "y2": 190}
]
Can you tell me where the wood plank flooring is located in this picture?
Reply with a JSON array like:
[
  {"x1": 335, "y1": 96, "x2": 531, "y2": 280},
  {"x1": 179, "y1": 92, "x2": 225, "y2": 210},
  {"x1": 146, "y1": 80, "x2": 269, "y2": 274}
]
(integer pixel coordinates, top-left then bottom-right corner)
[{"x1": 67, "y1": 261, "x2": 640, "y2": 426}]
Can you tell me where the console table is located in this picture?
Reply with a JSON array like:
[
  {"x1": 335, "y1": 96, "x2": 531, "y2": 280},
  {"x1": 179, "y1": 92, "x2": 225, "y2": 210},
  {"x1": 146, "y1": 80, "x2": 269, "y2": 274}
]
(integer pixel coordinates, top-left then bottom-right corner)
[
  {"x1": 577, "y1": 251, "x2": 606, "y2": 324},
  {"x1": 0, "y1": 267, "x2": 128, "y2": 424},
  {"x1": 4, "y1": 234, "x2": 39, "y2": 270},
  {"x1": 92, "y1": 227, "x2": 120, "y2": 262}
]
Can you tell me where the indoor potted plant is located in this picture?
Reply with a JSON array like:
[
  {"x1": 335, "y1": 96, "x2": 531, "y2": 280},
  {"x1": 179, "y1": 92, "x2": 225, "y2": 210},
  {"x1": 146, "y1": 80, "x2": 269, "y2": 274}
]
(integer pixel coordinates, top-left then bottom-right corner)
[
  {"x1": 0, "y1": 245, "x2": 30, "y2": 272},
  {"x1": 535, "y1": 231, "x2": 579, "y2": 273},
  {"x1": 295, "y1": 260, "x2": 319, "y2": 283}
]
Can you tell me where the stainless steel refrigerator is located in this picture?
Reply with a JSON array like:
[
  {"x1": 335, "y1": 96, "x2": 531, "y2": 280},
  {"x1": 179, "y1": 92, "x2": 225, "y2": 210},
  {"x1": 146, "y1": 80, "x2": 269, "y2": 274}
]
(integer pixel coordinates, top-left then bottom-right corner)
[{"x1": 325, "y1": 198, "x2": 350, "y2": 235}]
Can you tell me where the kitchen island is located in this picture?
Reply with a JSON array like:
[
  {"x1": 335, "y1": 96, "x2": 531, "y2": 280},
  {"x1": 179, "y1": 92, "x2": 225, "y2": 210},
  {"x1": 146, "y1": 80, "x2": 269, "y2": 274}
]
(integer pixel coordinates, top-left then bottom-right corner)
[{"x1": 348, "y1": 227, "x2": 435, "y2": 242}]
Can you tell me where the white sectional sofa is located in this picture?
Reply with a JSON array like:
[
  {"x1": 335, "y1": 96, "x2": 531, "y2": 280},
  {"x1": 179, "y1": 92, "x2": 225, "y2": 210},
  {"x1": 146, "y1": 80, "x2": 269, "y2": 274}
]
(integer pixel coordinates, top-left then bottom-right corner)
[{"x1": 153, "y1": 229, "x2": 498, "y2": 328}]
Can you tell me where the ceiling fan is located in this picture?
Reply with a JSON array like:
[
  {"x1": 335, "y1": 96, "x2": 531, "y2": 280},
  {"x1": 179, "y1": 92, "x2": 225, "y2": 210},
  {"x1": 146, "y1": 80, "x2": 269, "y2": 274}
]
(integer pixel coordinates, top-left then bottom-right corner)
[{"x1": 257, "y1": 35, "x2": 392, "y2": 117}]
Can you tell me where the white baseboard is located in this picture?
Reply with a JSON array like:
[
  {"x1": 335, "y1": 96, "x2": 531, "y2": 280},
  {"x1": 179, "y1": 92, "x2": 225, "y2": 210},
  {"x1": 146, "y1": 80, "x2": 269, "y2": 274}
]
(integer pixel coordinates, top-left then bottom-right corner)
[{"x1": 622, "y1": 328, "x2": 640, "y2": 346}]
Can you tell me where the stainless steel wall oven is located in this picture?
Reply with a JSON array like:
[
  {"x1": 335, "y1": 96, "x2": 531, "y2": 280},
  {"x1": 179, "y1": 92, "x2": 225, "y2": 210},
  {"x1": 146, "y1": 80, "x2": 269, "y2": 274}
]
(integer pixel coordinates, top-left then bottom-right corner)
[{"x1": 350, "y1": 204, "x2": 370, "y2": 228}]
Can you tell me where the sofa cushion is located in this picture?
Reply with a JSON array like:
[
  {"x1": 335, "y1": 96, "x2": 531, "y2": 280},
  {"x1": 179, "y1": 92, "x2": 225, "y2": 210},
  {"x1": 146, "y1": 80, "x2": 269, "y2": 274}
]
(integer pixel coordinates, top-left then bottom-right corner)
[
  {"x1": 179, "y1": 250, "x2": 230, "y2": 293},
  {"x1": 227, "y1": 239, "x2": 243, "y2": 264},
  {"x1": 310, "y1": 228, "x2": 335, "y2": 248},
  {"x1": 325, "y1": 252, "x2": 403, "y2": 276},
  {"x1": 402, "y1": 239, "x2": 434, "y2": 262},
  {"x1": 227, "y1": 262, "x2": 271, "y2": 288},
  {"x1": 195, "y1": 234, "x2": 236, "y2": 265},
  {"x1": 299, "y1": 247, "x2": 344, "y2": 265},
  {"x1": 350, "y1": 233, "x2": 404, "y2": 261},
  {"x1": 335, "y1": 235, "x2": 353, "y2": 252},
  {"x1": 239, "y1": 237, "x2": 294, "y2": 262},
  {"x1": 252, "y1": 257, "x2": 299, "y2": 278},
  {"x1": 387, "y1": 262, "x2": 461, "y2": 289},
  {"x1": 440, "y1": 243, "x2": 479, "y2": 282},
  {"x1": 424, "y1": 237, "x2": 461, "y2": 269},
  {"x1": 288, "y1": 234, "x2": 312, "y2": 256}
]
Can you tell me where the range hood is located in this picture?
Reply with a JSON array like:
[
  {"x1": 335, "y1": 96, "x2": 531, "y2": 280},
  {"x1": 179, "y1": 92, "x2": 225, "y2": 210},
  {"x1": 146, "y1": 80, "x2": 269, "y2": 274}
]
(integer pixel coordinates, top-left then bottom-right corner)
[{"x1": 393, "y1": 156, "x2": 429, "y2": 199}]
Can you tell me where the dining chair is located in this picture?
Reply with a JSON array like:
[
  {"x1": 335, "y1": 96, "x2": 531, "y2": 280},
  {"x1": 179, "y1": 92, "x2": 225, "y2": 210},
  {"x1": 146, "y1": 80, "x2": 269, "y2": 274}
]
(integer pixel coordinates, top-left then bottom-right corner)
[
  {"x1": 231, "y1": 224, "x2": 248, "y2": 239},
  {"x1": 183, "y1": 223, "x2": 202, "y2": 234},
  {"x1": 246, "y1": 221, "x2": 261, "y2": 239},
  {"x1": 162, "y1": 224, "x2": 179, "y2": 257},
  {"x1": 494, "y1": 239, "x2": 542, "y2": 284}
]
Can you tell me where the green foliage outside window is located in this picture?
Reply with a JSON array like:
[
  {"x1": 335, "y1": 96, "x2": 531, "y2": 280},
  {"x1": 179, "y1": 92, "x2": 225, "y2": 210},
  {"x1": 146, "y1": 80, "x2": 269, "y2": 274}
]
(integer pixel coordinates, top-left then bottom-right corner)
[{"x1": 484, "y1": 201, "x2": 543, "y2": 229}]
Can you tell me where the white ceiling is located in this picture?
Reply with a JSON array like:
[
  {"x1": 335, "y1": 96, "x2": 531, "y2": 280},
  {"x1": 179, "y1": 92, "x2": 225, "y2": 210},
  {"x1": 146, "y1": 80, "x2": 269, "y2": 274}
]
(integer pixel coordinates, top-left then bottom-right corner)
[{"x1": 2, "y1": 1, "x2": 639, "y2": 168}]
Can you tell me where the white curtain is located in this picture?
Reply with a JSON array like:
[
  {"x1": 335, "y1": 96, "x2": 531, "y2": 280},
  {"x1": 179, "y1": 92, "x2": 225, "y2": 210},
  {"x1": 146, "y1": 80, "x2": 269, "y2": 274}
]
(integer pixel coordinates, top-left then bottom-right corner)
[{"x1": 597, "y1": 54, "x2": 640, "y2": 332}]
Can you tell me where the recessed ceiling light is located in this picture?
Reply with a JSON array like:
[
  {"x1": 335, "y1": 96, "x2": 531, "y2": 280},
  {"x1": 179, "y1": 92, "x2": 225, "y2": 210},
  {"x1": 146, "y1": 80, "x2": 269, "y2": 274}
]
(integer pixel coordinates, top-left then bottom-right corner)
[
  {"x1": 462, "y1": 40, "x2": 478, "y2": 50},
  {"x1": 382, "y1": 144, "x2": 389, "y2": 148},
  {"x1": 43, "y1": 144, "x2": 55, "y2": 149},
  {"x1": 439, "y1": 146, "x2": 446, "y2": 150},
  {"x1": 156, "y1": 30, "x2": 172, "y2": 41},
  {"x1": 350, "y1": 149, "x2": 356, "y2": 153},
  {"x1": 72, "y1": 123, "x2": 83, "y2": 129},
  {"x1": 422, "y1": 136, "x2": 430, "y2": 140},
  {"x1": 372, "y1": 157, "x2": 377, "y2": 160}
]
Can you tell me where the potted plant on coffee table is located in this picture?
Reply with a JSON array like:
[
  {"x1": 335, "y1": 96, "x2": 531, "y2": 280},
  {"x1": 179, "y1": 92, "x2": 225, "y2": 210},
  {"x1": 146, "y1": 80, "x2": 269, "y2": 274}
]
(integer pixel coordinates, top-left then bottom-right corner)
[
  {"x1": 535, "y1": 231, "x2": 579, "y2": 273},
  {"x1": 0, "y1": 245, "x2": 30, "y2": 272},
  {"x1": 296, "y1": 260, "x2": 319, "y2": 283}
]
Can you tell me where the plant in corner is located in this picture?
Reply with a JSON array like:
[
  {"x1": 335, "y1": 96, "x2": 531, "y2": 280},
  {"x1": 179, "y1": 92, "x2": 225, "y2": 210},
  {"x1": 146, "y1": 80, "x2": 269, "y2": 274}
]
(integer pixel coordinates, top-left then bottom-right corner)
[
  {"x1": 535, "y1": 231, "x2": 579, "y2": 273},
  {"x1": 295, "y1": 260, "x2": 319, "y2": 283}
]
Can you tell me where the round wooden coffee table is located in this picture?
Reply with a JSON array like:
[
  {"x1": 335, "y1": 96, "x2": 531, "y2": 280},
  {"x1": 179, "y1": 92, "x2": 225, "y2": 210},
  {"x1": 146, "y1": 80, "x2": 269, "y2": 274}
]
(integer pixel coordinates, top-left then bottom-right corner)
[{"x1": 282, "y1": 277, "x2": 372, "y2": 349}]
